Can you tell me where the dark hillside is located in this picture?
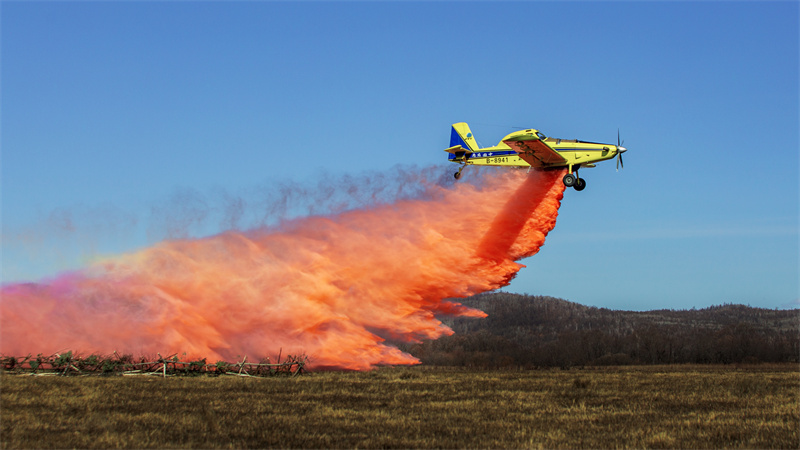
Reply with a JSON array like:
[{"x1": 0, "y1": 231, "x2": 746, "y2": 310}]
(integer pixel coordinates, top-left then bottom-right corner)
[{"x1": 400, "y1": 293, "x2": 800, "y2": 368}]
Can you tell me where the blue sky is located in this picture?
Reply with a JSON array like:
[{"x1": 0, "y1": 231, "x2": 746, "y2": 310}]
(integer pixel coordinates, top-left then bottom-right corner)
[{"x1": 2, "y1": 1, "x2": 798, "y2": 311}]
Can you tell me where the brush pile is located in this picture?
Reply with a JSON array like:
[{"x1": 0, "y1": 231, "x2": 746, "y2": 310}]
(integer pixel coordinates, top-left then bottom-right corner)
[{"x1": 0, "y1": 351, "x2": 307, "y2": 377}]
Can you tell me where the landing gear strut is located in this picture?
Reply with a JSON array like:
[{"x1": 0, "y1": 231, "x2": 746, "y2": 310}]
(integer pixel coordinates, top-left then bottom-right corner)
[
  {"x1": 563, "y1": 171, "x2": 587, "y2": 191},
  {"x1": 454, "y1": 165, "x2": 465, "y2": 180}
]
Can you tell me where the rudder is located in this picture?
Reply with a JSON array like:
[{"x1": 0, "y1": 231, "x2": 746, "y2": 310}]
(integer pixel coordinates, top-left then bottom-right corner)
[{"x1": 450, "y1": 123, "x2": 479, "y2": 152}]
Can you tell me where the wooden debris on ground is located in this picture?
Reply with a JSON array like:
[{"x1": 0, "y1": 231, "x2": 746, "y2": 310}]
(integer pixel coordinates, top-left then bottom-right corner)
[{"x1": 0, "y1": 351, "x2": 308, "y2": 377}]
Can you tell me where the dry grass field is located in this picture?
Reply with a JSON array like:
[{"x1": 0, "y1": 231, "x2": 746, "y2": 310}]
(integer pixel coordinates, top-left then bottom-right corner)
[{"x1": 1, "y1": 364, "x2": 797, "y2": 448}]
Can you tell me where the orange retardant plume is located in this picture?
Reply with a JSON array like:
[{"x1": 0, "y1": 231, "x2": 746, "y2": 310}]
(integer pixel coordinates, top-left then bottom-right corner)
[{"x1": 0, "y1": 168, "x2": 566, "y2": 370}]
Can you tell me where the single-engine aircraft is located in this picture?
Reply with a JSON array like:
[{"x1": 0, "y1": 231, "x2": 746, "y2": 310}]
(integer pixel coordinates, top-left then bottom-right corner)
[{"x1": 445, "y1": 122, "x2": 627, "y2": 191}]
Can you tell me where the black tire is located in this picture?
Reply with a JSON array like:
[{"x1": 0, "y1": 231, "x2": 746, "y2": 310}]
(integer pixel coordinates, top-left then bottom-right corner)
[
  {"x1": 454, "y1": 171, "x2": 461, "y2": 180},
  {"x1": 563, "y1": 174, "x2": 576, "y2": 187},
  {"x1": 574, "y1": 178, "x2": 586, "y2": 191}
]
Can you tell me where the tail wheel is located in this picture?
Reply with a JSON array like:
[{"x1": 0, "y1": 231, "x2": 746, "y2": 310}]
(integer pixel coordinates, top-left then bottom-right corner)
[
  {"x1": 574, "y1": 178, "x2": 586, "y2": 191},
  {"x1": 563, "y1": 174, "x2": 577, "y2": 187}
]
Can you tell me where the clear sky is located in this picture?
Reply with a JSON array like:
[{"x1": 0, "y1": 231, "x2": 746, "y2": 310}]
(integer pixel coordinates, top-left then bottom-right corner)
[{"x1": 2, "y1": 1, "x2": 798, "y2": 311}]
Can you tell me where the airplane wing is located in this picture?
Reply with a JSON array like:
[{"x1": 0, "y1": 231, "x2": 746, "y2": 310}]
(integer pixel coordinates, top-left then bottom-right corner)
[{"x1": 503, "y1": 138, "x2": 566, "y2": 167}]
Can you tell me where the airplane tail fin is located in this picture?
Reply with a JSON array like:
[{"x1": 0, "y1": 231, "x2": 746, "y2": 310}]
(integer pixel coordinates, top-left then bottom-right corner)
[{"x1": 449, "y1": 122, "x2": 480, "y2": 152}]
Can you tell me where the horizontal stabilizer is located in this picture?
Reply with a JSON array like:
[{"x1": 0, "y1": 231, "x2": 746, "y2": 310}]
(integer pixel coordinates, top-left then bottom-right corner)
[{"x1": 444, "y1": 145, "x2": 473, "y2": 155}]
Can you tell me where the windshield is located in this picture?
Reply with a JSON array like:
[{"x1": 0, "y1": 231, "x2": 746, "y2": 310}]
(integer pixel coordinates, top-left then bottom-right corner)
[{"x1": 536, "y1": 131, "x2": 547, "y2": 140}]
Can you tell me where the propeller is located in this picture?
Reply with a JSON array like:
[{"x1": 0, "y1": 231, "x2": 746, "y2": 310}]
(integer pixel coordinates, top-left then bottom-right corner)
[{"x1": 616, "y1": 129, "x2": 626, "y2": 171}]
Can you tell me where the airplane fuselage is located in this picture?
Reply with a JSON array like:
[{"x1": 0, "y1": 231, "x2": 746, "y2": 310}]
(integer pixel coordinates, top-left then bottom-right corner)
[
  {"x1": 447, "y1": 129, "x2": 620, "y2": 171},
  {"x1": 445, "y1": 124, "x2": 627, "y2": 190}
]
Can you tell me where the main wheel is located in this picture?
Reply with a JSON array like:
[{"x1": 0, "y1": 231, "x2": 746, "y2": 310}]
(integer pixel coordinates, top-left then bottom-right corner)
[
  {"x1": 454, "y1": 171, "x2": 462, "y2": 180},
  {"x1": 574, "y1": 178, "x2": 586, "y2": 191},
  {"x1": 563, "y1": 173, "x2": 576, "y2": 187}
]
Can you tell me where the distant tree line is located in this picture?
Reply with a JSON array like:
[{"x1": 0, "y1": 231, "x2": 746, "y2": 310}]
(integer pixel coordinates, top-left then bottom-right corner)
[{"x1": 397, "y1": 293, "x2": 800, "y2": 368}]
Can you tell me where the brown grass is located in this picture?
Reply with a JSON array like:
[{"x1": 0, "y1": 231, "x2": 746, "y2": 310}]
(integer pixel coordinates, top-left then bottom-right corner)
[{"x1": 2, "y1": 364, "x2": 797, "y2": 448}]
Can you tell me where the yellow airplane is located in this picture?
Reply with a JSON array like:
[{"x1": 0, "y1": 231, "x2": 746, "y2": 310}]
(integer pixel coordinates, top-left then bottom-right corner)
[{"x1": 444, "y1": 122, "x2": 627, "y2": 191}]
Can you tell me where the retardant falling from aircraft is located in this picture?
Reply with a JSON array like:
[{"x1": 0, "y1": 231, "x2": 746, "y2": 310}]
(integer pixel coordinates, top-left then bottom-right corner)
[{"x1": 0, "y1": 168, "x2": 566, "y2": 370}]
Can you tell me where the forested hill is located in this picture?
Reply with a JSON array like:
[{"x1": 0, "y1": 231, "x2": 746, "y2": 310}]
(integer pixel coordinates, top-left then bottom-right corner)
[{"x1": 399, "y1": 293, "x2": 800, "y2": 368}]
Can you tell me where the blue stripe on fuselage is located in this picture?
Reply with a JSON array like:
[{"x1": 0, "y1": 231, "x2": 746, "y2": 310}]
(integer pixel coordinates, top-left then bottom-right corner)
[
  {"x1": 448, "y1": 150, "x2": 517, "y2": 160},
  {"x1": 448, "y1": 147, "x2": 611, "y2": 161},
  {"x1": 468, "y1": 150, "x2": 516, "y2": 158}
]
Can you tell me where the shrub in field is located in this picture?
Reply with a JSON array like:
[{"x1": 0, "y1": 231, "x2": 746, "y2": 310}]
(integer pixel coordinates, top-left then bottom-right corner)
[
  {"x1": 30, "y1": 354, "x2": 46, "y2": 372},
  {"x1": 1, "y1": 356, "x2": 17, "y2": 370},
  {"x1": 214, "y1": 361, "x2": 229, "y2": 375},
  {"x1": 101, "y1": 358, "x2": 118, "y2": 374},
  {"x1": 79, "y1": 355, "x2": 99, "y2": 370},
  {"x1": 52, "y1": 351, "x2": 73, "y2": 370},
  {"x1": 186, "y1": 358, "x2": 207, "y2": 375}
]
